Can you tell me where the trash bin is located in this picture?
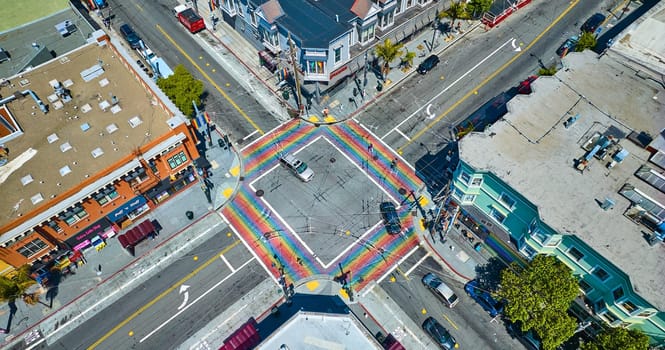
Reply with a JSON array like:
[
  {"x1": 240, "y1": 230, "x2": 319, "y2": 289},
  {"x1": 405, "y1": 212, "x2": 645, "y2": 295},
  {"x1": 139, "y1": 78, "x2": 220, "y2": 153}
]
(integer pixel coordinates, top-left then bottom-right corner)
[
  {"x1": 186, "y1": 211, "x2": 194, "y2": 220},
  {"x1": 217, "y1": 138, "x2": 224, "y2": 148}
]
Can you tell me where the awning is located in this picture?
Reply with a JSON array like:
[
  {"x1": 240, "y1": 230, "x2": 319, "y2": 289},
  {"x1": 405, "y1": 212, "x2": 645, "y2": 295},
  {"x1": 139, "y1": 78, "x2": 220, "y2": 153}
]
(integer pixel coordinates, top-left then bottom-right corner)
[
  {"x1": 117, "y1": 219, "x2": 156, "y2": 248},
  {"x1": 106, "y1": 196, "x2": 148, "y2": 222},
  {"x1": 194, "y1": 157, "x2": 211, "y2": 169},
  {"x1": 146, "y1": 179, "x2": 172, "y2": 198}
]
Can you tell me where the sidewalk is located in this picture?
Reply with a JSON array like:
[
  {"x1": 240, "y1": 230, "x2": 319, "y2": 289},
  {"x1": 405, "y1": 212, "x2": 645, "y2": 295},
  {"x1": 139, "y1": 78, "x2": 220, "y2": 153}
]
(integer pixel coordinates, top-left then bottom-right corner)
[
  {"x1": 192, "y1": 1, "x2": 481, "y2": 123},
  {"x1": 0, "y1": 131, "x2": 241, "y2": 349}
]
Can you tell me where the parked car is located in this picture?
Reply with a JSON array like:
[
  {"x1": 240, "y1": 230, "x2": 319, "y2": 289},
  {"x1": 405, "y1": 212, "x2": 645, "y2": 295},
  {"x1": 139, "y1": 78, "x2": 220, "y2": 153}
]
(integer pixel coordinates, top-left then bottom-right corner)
[
  {"x1": 279, "y1": 153, "x2": 314, "y2": 182},
  {"x1": 507, "y1": 321, "x2": 543, "y2": 350},
  {"x1": 581, "y1": 13, "x2": 606, "y2": 33},
  {"x1": 119, "y1": 24, "x2": 141, "y2": 49},
  {"x1": 379, "y1": 202, "x2": 401, "y2": 234},
  {"x1": 556, "y1": 36, "x2": 578, "y2": 58},
  {"x1": 464, "y1": 280, "x2": 504, "y2": 317},
  {"x1": 422, "y1": 317, "x2": 459, "y2": 349},
  {"x1": 417, "y1": 54, "x2": 440, "y2": 74},
  {"x1": 422, "y1": 272, "x2": 459, "y2": 308}
]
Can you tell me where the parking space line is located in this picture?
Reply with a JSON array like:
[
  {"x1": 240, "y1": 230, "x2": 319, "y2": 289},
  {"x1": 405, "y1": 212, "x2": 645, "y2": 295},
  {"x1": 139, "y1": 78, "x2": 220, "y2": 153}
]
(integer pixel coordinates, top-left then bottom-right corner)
[
  {"x1": 376, "y1": 246, "x2": 420, "y2": 284},
  {"x1": 404, "y1": 252, "x2": 430, "y2": 277},
  {"x1": 442, "y1": 313, "x2": 459, "y2": 330},
  {"x1": 139, "y1": 257, "x2": 255, "y2": 343},
  {"x1": 219, "y1": 254, "x2": 235, "y2": 273},
  {"x1": 394, "y1": 128, "x2": 411, "y2": 142}
]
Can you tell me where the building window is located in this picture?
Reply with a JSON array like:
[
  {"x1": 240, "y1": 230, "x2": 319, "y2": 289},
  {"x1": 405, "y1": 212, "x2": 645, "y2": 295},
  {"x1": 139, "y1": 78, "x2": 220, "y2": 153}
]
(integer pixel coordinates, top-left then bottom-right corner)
[
  {"x1": 452, "y1": 188, "x2": 463, "y2": 200},
  {"x1": 637, "y1": 310, "x2": 655, "y2": 318},
  {"x1": 600, "y1": 311, "x2": 619, "y2": 324},
  {"x1": 531, "y1": 227, "x2": 550, "y2": 244},
  {"x1": 360, "y1": 23, "x2": 375, "y2": 43},
  {"x1": 249, "y1": 9, "x2": 257, "y2": 26},
  {"x1": 612, "y1": 287, "x2": 624, "y2": 301},
  {"x1": 498, "y1": 193, "x2": 516, "y2": 209},
  {"x1": 380, "y1": 10, "x2": 394, "y2": 27},
  {"x1": 47, "y1": 220, "x2": 63, "y2": 233},
  {"x1": 95, "y1": 187, "x2": 119, "y2": 206},
  {"x1": 62, "y1": 207, "x2": 88, "y2": 226},
  {"x1": 592, "y1": 267, "x2": 610, "y2": 282},
  {"x1": 167, "y1": 151, "x2": 188, "y2": 170},
  {"x1": 567, "y1": 247, "x2": 584, "y2": 261},
  {"x1": 489, "y1": 207, "x2": 506, "y2": 224},
  {"x1": 593, "y1": 299, "x2": 606, "y2": 313},
  {"x1": 459, "y1": 171, "x2": 471, "y2": 184},
  {"x1": 406, "y1": 0, "x2": 414, "y2": 8},
  {"x1": 17, "y1": 238, "x2": 48, "y2": 258},
  {"x1": 334, "y1": 47, "x2": 342, "y2": 63},
  {"x1": 470, "y1": 177, "x2": 483, "y2": 187},
  {"x1": 521, "y1": 245, "x2": 537, "y2": 259},
  {"x1": 306, "y1": 60, "x2": 325, "y2": 75},
  {"x1": 620, "y1": 301, "x2": 638, "y2": 313},
  {"x1": 578, "y1": 279, "x2": 593, "y2": 294},
  {"x1": 461, "y1": 194, "x2": 475, "y2": 203}
]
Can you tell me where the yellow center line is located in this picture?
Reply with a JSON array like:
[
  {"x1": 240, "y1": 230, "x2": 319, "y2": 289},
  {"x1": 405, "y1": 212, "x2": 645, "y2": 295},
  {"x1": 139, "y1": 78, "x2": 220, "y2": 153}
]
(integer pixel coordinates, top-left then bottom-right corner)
[
  {"x1": 155, "y1": 24, "x2": 264, "y2": 135},
  {"x1": 134, "y1": 3, "x2": 143, "y2": 12},
  {"x1": 442, "y1": 313, "x2": 459, "y2": 330},
  {"x1": 87, "y1": 240, "x2": 241, "y2": 349},
  {"x1": 398, "y1": 0, "x2": 580, "y2": 152}
]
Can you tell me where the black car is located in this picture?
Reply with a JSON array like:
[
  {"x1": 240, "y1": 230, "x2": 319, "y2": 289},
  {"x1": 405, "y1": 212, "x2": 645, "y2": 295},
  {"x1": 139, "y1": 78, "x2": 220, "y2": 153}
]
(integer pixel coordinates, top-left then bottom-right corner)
[
  {"x1": 507, "y1": 321, "x2": 543, "y2": 350},
  {"x1": 119, "y1": 24, "x2": 141, "y2": 49},
  {"x1": 417, "y1": 54, "x2": 440, "y2": 74},
  {"x1": 422, "y1": 317, "x2": 459, "y2": 349},
  {"x1": 380, "y1": 202, "x2": 401, "y2": 235},
  {"x1": 581, "y1": 13, "x2": 606, "y2": 33}
]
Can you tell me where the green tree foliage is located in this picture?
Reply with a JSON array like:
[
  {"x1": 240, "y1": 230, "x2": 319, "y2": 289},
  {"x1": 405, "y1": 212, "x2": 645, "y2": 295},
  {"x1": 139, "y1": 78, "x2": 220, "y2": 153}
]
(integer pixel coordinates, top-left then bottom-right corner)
[
  {"x1": 0, "y1": 265, "x2": 36, "y2": 303},
  {"x1": 466, "y1": 0, "x2": 493, "y2": 18},
  {"x1": 374, "y1": 39, "x2": 404, "y2": 76},
  {"x1": 581, "y1": 327, "x2": 650, "y2": 350},
  {"x1": 400, "y1": 50, "x2": 417, "y2": 69},
  {"x1": 538, "y1": 65, "x2": 558, "y2": 76},
  {"x1": 156, "y1": 65, "x2": 204, "y2": 117},
  {"x1": 438, "y1": 1, "x2": 471, "y2": 25},
  {"x1": 497, "y1": 255, "x2": 579, "y2": 350},
  {"x1": 575, "y1": 32, "x2": 597, "y2": 52}
]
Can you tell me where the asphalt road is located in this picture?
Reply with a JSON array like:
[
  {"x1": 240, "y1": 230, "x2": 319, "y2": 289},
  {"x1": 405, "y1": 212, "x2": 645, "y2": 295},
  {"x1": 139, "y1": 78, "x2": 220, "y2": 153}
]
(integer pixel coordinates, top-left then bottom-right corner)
[
  {"x1": 359, "y1": 0, "x2": 613, "y2": 163},
  {"x1": 104, "y1": 0, "x2": 279, "y2": 144},
  {"x1": 39, "y1": 227, "x2": 267, "y2": 350}
]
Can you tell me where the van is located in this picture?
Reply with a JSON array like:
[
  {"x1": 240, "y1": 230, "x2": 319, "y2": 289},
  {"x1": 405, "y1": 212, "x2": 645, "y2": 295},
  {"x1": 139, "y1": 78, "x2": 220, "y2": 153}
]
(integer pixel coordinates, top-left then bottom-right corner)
[
  {"x1": 279, "y1": 153, "x2": 314, "y2": 182},
  {"x1": 119, "y1": 24, "x2": 141, "y2": 49},
  {"x1": 422, "y1": 273, "x2": 459, "y2": 308}
]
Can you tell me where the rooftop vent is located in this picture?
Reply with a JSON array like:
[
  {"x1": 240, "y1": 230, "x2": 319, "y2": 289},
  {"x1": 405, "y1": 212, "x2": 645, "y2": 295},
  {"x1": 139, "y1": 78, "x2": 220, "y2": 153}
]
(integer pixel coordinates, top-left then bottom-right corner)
[
  {"x1": 60, "y1": 142, "x2": 72, "y2": 152},
  {"x1": 59, "y1": 165, "x2": 72, "y2": 176},
  {"x1": 20, "y1": 175, "x2": 33, "y2": 186},
  {"x1": 47, "y1": 133, "x2": 59, "y2": 143},
  {"x1": 128, "y1": 116, "x2": 142, "y2": 128},
  {"x1": 30, "y1": 193, "x2": 44, "y2": 205},
  {"x1": 91, "y1": 147, "x2": 104, "y2": 158},
  {"x1": 106, "y1": 123, "x2": 119, "y2": 134}
]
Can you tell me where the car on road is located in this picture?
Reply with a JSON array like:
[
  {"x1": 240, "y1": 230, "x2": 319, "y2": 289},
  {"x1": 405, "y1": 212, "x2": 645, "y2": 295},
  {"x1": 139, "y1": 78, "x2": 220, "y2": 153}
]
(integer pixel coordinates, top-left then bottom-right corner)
[
  {"x1": 422, "y1": 272, "x2": 459, "y2": 308},
  {"x1": 422, "y1": 317, "x2": 459, "y2": 349},
  {"x1": 507, "y1": 321, "x2": 543, "y2": 350},
  {"x1": 464, "y1": 280, "x2": 504, "y2": 317},
  {"x1": 417, "y1": 54, "x2": 440, "y2": 74},
  {"x1": 119, "y1": 24, "x2": 141, "y2": 49},
  {"x1": 380, "y1": 202, "x2": 401, "y2": 234},
  {"x1": 556, "y1": 36, "x2": 578, "y2": 58},
  {"x1": 279, "y1": 153, "x2": 314, "y2": 182},
  {"x1": 581, "y1": 13, "x2": 606, "y2": 33}
]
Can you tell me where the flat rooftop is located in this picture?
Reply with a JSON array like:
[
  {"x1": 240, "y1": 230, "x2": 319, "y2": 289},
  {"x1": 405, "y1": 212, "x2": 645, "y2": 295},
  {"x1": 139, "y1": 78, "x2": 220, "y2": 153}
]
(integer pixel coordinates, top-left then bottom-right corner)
[
  {"x1": 0, "y1": 5, "x2": 96, "y2": 79},
  {"x1": 459, "y1": 51, "x2": 665, "y2": 309},
  {"x1": 0, "y1": 39, "x2": 173, "y2": 232},
  {"x1": 258, "y1": 311, "x2": 381, "y2": 350}
]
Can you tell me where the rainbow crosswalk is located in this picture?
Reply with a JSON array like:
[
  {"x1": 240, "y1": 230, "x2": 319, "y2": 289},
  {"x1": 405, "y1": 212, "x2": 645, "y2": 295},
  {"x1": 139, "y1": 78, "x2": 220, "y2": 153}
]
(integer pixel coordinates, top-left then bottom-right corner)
[{"x1": 221, "y1": 120, "x2": 424, "y2": 291}]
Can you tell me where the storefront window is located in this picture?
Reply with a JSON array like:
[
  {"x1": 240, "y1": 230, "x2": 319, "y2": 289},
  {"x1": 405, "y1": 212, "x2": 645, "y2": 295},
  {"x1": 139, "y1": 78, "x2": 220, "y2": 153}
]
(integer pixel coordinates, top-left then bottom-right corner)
[
  {"x1": 307, "y1": 61, "x2": 325, "y2": 75},
  {"x1": 167, "y1": 151, "x2": 188, "y2": 170},
  {"x1": 17, "y1": 238, "x2": 47, "y2": 258},
  {"x1": 63, "y1": 207, "x2": 88, "y2": 226}
]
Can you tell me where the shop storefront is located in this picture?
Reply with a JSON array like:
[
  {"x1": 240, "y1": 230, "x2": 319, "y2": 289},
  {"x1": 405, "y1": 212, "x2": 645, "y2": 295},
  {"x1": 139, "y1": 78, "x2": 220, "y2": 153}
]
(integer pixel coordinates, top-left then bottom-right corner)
[
  {"x1": 106, "y1": 195, "x2": 150, "y2": 229},
  {"x1": 65, "y1": 218, "x2": 115, "y2": 252},
  {"x1": 146, "y1": 167, "x2": 197, "y2": 204}
]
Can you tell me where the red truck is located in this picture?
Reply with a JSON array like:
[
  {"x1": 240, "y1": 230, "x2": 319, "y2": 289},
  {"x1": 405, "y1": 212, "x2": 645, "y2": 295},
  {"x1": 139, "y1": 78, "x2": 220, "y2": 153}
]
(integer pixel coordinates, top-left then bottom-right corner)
[{"x1": 172, "y1": 5, "x2": 205, "y2": 34}]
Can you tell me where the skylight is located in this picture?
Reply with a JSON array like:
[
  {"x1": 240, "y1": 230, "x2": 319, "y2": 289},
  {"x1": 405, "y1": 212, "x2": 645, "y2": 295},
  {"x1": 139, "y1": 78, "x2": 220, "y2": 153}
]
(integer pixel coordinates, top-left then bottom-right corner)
[
  {"x1": 59, "y1": 165, "x2": 72, "y2": 176},
  {"x1": 128, "y1": 116, "x2": 142, "y2": 128},
  {"x1": 30, "y1": 193, "x2": 44, "y2": 205},
  {"x1": 91, "y1": 147, "x2": 104, "y2": 158},
  {"x1": 60, "y1": 142, "x2": 72, "y2": 152},
  {"x1": 47, "y1": 133, "x2": 59, "y2": 143},
  {"x1": 20, "y1": 175, "x2": 33, "y2": 186}
]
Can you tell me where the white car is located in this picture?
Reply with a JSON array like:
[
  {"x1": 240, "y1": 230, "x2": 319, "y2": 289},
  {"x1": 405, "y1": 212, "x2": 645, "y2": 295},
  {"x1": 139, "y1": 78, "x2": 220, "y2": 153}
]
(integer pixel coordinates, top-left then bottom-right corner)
[{"x1": 279, "y1": 153, "x2": 314, "y2": 182}]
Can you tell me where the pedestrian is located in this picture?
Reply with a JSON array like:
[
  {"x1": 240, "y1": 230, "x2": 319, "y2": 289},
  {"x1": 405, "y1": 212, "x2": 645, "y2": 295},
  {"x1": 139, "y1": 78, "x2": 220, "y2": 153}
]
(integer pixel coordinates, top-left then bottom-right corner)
[
  {"x1": 368, "y1": 143, "x2": 373, "y2": 153},
  {"x1": 98, "y1": 264, "x2": 102, "y2": 272},
  {"x1": 390, "y1": 158, "x2": 398, "y2": 170}
]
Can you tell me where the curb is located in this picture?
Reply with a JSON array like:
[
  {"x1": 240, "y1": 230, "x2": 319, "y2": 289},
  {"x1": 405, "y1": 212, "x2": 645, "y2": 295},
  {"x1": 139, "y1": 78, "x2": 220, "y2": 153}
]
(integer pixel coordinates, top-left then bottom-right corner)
[{"x1": 421, "y1": 234, "x2": 473, "y2": 282}]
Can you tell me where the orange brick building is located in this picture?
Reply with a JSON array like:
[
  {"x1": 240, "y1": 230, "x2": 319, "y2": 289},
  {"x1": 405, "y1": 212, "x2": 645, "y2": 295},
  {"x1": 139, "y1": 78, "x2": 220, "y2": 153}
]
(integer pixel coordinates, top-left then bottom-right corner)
[{"x1": 0, "y1": 31, "x2": 202, "y2": 272}]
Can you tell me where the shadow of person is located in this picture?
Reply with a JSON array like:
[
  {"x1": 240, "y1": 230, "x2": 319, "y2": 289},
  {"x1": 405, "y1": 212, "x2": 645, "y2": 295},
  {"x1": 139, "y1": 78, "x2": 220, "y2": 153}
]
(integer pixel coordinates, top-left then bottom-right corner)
[{"x1": 5, "y1": 299, "x2": 18, "y2": 332}]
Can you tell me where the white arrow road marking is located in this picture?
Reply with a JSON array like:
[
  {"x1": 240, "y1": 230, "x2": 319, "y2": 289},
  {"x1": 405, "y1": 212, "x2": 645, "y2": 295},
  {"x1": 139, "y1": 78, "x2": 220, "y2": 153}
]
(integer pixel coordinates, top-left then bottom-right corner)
[
  {"x1": 511, "y1": 38, "x2": 522, "y2": 52},
  {"x1": 177, "y1": 284, "x2": 190, "y2": 310},
  {"x1": 426, "y1": 103, "x2": 435, "y2": 119}
]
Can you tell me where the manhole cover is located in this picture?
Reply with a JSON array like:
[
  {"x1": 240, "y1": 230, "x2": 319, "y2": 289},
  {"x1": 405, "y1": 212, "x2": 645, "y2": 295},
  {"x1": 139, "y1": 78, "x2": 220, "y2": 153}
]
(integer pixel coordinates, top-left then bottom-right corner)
[
  {"x1": 256, "y1": 189, "x2": 264, "y2": 197},
  {"x1": 330, "y1": 157, "x2": 336, "y2": 163},
  {"x1": 398, "y1": 188, "x2": 407, "y2": 195}
]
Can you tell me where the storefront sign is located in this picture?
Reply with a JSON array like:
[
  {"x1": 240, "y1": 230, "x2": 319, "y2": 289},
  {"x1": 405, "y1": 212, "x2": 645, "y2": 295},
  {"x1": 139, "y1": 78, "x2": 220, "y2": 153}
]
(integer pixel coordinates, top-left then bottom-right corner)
[
  {"x1": 106, "y1": 196, "x2": 147, "y2": 222},
  {"x1": 329, "y1": 65, "x2": 347, "y2": 80},
  {"x1": 65, "y1": 218, "x2": 112, "y2": 251}
]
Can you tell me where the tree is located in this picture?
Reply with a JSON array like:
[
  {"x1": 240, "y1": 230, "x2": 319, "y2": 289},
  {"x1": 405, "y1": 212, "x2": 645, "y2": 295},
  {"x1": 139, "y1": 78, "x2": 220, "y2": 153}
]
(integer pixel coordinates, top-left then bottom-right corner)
[
  {"x1": 400, "y1": 50, "x2": 416, "y2": 69},
  {"x1": 156, "y1": 65, "x2": 204, "y2": 117},
  {"x1": 438, "y1": 1, "x2": 471, "y2": 27},
  {"x1": 581, "y1": 327, "x2": 650, "y2": 350},
  {"x1": 497, "y1": 254, "x2": 579, "y2": 350},
  {"x1": 374, "y1": 39, "x2": 404, "y2": 77},
  {"x1": 466, "y1": 0, "x2": 493, "y2": 18},
  {"x1": 575, "y1": 32, "x2": 597, "y2": 52},
  {"x1": 0, "y1": 265, "x2": 37, "y2": 304},
  {"x1": 538, "y1": 65, "x2": 558, "y2": 76}
]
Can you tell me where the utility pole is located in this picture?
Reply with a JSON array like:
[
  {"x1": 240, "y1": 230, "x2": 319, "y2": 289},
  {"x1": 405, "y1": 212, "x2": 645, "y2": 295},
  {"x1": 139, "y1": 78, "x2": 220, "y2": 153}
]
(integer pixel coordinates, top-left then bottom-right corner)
[{"x1": 287, "y1": 32, "x2": 303, "y2": 115}]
